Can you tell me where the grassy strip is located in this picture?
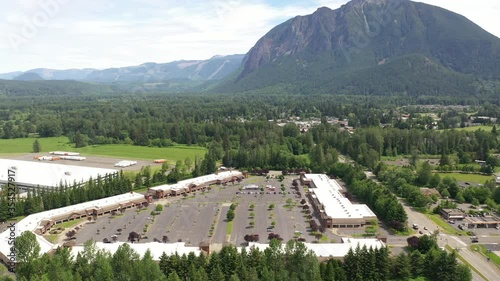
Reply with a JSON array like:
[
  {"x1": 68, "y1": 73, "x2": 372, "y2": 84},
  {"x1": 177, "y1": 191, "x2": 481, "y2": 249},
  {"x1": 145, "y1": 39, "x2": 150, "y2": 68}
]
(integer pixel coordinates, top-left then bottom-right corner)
[
  {"x1": 226, "y1": 221, "x2": 233, "y2": 235},
  {"x1": 7, "y1": 215, "x2": 26, "y2": 222},
  {"x1": 46, "y1": 234, "x2": 58, "y2": 243},
  {"x1": 446, "y1": 125, "x2": 494, "y2": 132},
  {"x1": 133, "y1": 187, "x2": 150, "y2": 194},
  {"x1": 392, "y1": 228, "x2": 415, "y2": 236},
  {"x1": 471, "y1": 245, "x2": 500, "y2": 269},
  {"x1": 55, "y1": 218, "x2": 84, "y2": 229},
  {"x1": 426, "y1": 214, "x2": 467, "y2": 235},
  {"x1": 436, "y1": 172, "x2": 494, "y2": 184},
  {"x1": 445, "y1": 245, "x2": 489, "y2": 281},
  {"x1": 0, "y1": 136, "x2": 206, "y2": 162}
]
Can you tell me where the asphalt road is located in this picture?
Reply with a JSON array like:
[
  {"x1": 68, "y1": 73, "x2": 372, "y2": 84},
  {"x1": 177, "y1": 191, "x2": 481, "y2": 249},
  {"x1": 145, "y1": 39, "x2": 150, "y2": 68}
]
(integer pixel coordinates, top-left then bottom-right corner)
[{"x1": 401, "y1": 197, "x2": 500, "y2": 281}]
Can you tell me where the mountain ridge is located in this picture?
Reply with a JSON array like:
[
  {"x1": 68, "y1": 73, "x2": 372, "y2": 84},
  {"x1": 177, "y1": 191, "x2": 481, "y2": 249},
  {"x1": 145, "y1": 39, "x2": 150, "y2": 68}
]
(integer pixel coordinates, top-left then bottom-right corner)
[
  {"x1": 216, "y1": 0, "x2": 500, "y2": 95},
  {"x1": 1, "y1": 54, "x2": 245, "y2": 83}
]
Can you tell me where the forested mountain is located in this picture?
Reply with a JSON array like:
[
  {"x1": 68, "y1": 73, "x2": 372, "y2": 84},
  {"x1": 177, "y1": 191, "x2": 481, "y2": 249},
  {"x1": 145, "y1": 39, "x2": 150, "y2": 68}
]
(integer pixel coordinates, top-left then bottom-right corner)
[
  {"x1": 18, "y1": 68, "x2": 96, "y2": 81},
  {"x1": 0, "y1": 54, "x2": 244, "y2": 84},
  {"x1": 13, "y1": 72, "x2": 44, "y2": 81},
  {"x1": 216, "y1": 0, "x2": 500, "y2": 96},
  {"x1": 0, "y1": 71, "x2": 23, "y2": 80},
  {"x1": 85, "y1": 54, "x2": 244, "y2": 83},
  {"x1": 0, "y1": 79, "x2": 118, "y2": 97}
]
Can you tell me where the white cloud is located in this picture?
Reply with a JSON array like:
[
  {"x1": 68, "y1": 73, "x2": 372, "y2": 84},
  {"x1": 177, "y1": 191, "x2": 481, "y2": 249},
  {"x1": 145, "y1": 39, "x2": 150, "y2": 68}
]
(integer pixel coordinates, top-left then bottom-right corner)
[{"x1": 0, "y1": 0, "x2": 498, "y2": 73}]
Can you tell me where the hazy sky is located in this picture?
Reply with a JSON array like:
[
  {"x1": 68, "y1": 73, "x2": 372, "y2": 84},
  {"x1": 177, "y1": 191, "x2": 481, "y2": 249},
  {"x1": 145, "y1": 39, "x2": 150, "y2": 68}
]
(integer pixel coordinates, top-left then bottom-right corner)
[{"x1": 0, "y1": 0, "x2": 499, "y2": 73}]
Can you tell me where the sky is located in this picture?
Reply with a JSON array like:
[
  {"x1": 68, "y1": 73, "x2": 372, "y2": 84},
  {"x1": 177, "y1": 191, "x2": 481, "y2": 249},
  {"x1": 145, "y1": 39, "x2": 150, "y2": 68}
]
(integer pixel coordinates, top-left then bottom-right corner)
[{"x1": 0, "y1": 0, "x2": 499, "y2": 73}]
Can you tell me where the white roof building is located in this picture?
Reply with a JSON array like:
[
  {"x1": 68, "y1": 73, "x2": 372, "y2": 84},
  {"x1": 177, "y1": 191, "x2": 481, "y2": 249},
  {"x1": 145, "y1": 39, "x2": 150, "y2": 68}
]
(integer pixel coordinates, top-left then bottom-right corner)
[
  {"x1": 0, "y1": 171, "x2": 242, "y2": 263},
  {"x1": 150, "y1": 170, "x2": 243, "y2": 194},
  {"x1": 303, "y1": 174, "x2": 376, "y2": 227},
  {"x1": 0, "y1": 159, "x2": 118, "y2": 189},
  {"x1": 71, "y1": 241, "x2": 202, "y2": 260},
  {"x1": 0, "y1": 192, "x2": 146, "y2": 263},
  {"x1": 244, "y1": 237, "x2": 385, "y2": 258}
]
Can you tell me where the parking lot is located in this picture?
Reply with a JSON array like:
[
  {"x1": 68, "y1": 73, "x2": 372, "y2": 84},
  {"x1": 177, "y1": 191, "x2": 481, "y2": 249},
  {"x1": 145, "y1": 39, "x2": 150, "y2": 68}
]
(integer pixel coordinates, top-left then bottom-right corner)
[{"x1": 64, "y1": 174, "x2": 339, "y2": 247}]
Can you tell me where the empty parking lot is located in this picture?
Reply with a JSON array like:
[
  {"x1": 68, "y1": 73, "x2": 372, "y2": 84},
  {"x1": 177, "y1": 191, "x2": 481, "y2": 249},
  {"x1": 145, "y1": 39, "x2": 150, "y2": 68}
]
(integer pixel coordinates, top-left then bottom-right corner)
[{"x1": 62, "y1": 175, "x2": 339, "y2": 247}]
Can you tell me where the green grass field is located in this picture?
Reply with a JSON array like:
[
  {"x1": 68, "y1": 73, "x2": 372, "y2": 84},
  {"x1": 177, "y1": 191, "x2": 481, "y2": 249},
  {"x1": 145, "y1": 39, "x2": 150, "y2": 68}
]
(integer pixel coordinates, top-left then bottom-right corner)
[
  {"x1": 446, "y1": 125, "x2": 494, "y2": 132},
  {"x1": 0, "y1": 136, "x2": 207, "y2": 162},
  {"x1": 426, "y1": 214, "x2": 467, "y2": 236},
  {"x1": 436, "y1": 172, "x2": 494, "y2": 184},
  {"x1": 381, "y1": 154, "x2": 441, "y2": 161},
  {"x1": 226, "y1": 221, "x2": 233, "y2": 235},
  {"x1": 56, "y1": 218, "x2": 84, "y2": 229}
]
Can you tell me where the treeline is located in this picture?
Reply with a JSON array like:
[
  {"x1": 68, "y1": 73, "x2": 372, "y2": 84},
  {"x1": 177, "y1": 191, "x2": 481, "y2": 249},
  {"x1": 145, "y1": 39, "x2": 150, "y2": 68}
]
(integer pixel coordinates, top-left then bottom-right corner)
[
  {"x1": 375, "y1": 162, "x2": 500, "y2": 213},
  {"x1": 1, "y1": 93, "x2": 499, "y2": 145},
  {"x1": 1, "y1": 93, "x2": 499, "y2": 174},
  {"x1": 340, "y1": 126, "x2": 499, "y2": 169},
  {"x1": 402, "y1": 233, "x2": 472, "y2": 281},
  {"x1": 330, "y1": 163, "x2": 408, "y2": 231},
  {"x1": 6, "y1": 232, "x2": 471, "y2": 281}
]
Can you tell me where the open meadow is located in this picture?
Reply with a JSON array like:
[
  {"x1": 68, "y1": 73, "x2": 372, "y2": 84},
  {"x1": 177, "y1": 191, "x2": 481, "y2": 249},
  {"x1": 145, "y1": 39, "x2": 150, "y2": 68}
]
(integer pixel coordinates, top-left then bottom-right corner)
[
  {"x1": 436, "y1": 172, "x2": 495, "y2": 184},
  {"x1": 0, "y1": 136, "x2": 206, "y2": 162},
  {"x1": 445, "y1": 125, "x2": 494, "y2": 132}
]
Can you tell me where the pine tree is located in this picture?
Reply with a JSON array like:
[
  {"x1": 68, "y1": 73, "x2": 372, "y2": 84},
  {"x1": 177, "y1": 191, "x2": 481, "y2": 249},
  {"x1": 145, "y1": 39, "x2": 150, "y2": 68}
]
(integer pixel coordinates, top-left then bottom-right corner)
[
  {"x1": 209, "y1": 264, "x2": 225, "y2": 281},
  {"x1": 409, "y1": 250, "x2": 424, "y2": 278},
  {"x1": 167, "y1": 272, "x2": 182, "y2": 281},
  {"x1": 391, "y1": 253, "x2": 411, "y2": 280},
  {"x1": 32, "y1": 139, "x2": 41, "y2": 153}
]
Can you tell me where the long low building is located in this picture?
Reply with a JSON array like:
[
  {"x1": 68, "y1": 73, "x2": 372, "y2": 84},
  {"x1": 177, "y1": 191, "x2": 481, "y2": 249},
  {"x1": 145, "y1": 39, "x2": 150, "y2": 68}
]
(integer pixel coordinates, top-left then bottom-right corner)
[
  {"x1": 302, "y1": 174, "x2": 377, "y2": 228},
  {"x1": 71, "y1": 241, "x2": 202, "y2": 260},
  {"x1": 0, "y1": 159, "x2": 118, "y2": 192},
  {"x1": 1, "y1": 171, "x2": 242, "y2": 264},
  {"x1": 69, "y1": 237, "x2": 385, "y2": 261},
  {"x1": 148, "y1": 170, "x2": 244, "y2": 198},
  {"x1": 464, "y1": 215, "x2": 500, "y2": 228},
  {"x1": 0, "y1": 192, "x2": 148, "y2": 264},
  {"x1": 243, "y1": 238, "x2": 385, "y2": 259}
]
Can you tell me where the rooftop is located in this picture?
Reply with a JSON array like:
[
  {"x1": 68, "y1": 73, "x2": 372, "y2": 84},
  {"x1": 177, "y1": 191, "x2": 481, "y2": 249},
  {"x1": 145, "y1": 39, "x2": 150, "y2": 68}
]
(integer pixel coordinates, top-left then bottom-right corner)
[
  {"x1": 304, "y1": 174, "x2": 375, "y2": 220},
  {"x1": 0, "y1": 192, "x2": 146, "y2": 262},
  {"x1": 71, "y1": 241, "x2": 202, "y2": 260},
  {"x1": 442, "y1": 208, "x2": 465, "y2": 214},
  {"x1": 150, "y1": 170, "x2": 243, "y2": 193},
  {"x1": 244, "y1": 238, "x2": 385, "y2": 258},
  {"x1": 0, "y1": 159, "x2": 118, "y2": 188}
]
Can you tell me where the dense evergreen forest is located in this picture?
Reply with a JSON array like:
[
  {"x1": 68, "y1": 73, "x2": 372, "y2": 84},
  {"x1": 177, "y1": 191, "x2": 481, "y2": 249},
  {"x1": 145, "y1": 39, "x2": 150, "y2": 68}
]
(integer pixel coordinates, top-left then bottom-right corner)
[
  {"x1": 0, "y1": 230, "x2": 471, "y2": 281},
  {"x1": 1, "y1": 94, "x2": 499, "y2": 172}
]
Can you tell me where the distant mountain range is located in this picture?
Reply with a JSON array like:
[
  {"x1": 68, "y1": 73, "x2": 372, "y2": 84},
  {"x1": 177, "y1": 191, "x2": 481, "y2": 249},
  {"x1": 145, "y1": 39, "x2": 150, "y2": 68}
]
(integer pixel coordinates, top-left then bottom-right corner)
[
  {"x1": 215, "y1": 0, "x2": 500, "y2": 96},
  {"x1": 1, "y1": 54, "x2": 244, "y2": 84}
]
